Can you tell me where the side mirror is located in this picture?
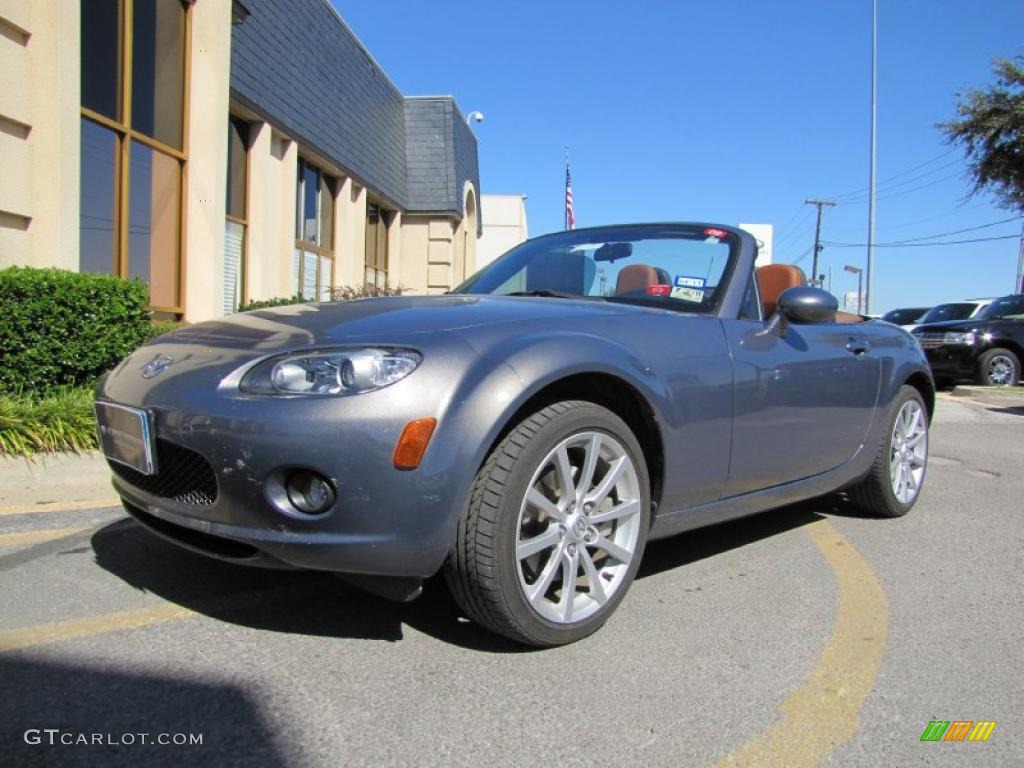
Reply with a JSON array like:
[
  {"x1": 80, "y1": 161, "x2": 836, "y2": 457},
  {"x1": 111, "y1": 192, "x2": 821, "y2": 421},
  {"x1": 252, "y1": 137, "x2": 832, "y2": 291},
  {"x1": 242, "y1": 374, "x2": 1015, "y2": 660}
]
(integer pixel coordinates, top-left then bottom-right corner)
[{"x1": 777, "y1": 286, "x2": 838, "y2": 324}]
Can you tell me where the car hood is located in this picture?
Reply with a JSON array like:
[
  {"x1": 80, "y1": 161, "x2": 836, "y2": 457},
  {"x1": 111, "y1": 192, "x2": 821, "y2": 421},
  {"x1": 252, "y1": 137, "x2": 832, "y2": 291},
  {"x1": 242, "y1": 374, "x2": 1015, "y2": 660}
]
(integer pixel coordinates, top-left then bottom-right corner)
[
  {"x1": 100, "y1": 295, "x2": 661, "y2": 404},
  {"x1": 158, "y1": 295, "x2": 638, "y2": 351}
]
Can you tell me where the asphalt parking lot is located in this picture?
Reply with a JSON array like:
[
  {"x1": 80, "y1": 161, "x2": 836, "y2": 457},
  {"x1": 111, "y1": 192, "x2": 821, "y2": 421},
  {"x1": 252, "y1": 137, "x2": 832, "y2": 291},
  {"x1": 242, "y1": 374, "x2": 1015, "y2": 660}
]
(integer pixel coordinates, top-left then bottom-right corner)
[{"x1": 1, "y1": 393, "x2": 1021, "y2": 767}]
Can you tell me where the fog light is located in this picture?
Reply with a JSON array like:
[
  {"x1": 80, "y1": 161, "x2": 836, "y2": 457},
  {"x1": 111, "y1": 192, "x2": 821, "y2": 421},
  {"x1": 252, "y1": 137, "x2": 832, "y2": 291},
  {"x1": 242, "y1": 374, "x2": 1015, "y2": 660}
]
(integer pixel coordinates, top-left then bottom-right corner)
[{"x1": 285, "y1": 470, "x2": 336, "y2": 514}]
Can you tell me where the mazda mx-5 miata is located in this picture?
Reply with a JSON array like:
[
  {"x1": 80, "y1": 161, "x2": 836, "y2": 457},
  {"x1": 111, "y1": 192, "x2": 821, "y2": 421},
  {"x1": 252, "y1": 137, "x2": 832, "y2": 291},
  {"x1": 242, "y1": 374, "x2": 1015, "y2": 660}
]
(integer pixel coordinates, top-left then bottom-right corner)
[{"x1": 96, "y1": 223, "x2": 933, "y2": 646}]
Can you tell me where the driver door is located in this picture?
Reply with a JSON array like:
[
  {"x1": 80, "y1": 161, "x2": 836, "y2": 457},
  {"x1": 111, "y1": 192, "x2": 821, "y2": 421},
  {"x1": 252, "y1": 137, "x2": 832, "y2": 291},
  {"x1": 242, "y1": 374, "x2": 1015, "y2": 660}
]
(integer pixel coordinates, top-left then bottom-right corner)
[{"x1": 722, "y1": 291, "x2": 881, "y2": 497}]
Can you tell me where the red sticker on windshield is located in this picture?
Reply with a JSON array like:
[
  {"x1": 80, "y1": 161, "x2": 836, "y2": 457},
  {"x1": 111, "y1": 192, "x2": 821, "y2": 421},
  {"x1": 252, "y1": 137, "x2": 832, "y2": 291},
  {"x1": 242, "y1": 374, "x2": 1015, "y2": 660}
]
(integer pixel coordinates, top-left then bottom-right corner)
[{"x1": 703, "y1": 227, "x2": 728, "y2": 239}]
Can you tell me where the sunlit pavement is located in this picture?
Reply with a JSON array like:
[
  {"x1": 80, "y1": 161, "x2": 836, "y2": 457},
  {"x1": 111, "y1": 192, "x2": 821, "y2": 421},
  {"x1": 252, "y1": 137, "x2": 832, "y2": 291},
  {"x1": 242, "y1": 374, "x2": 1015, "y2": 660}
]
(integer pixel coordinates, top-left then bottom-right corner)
[{"x1": 0, "y1": 394, "x2": 1021, "y2": 767}]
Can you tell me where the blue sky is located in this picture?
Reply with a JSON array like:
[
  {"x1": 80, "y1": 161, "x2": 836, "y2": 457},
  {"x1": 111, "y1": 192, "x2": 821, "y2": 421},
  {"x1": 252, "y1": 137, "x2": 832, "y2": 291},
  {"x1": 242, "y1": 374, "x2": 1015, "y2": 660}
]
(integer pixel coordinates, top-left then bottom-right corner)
[{"x1": 335, "y1": 1, "x2": 1024, "y2": 312}]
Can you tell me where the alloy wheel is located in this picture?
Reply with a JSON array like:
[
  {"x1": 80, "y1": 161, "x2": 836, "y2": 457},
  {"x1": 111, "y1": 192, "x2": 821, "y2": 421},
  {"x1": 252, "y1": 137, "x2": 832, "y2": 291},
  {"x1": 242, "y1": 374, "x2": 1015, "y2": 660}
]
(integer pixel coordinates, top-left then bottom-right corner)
[
  {"x1": 987, "y1": 355, "x2": 1016, "y2": 387},
  {"x1": 515, "y1": 431, "x2": 642, "y2": 624},
  {"x1": 889, "y1": 400, "x2": 927, "y2": 504}
]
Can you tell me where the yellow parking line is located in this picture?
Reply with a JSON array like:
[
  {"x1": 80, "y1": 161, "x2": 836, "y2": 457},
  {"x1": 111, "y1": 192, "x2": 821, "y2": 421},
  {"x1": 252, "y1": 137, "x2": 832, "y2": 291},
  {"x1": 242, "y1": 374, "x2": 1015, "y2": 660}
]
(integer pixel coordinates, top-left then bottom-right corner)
[
  {"x1": 0, "y1": 584, "x2": 309, "y2": 654},
  {"x1": 0, "y1": 604, "x2": 197, "y2": 653},
  {"x1": 0, "y1": 498, "x2": 122, "y2": 517},
  {"x1": 713, "y1": 519, "x2": 889, "y2": 768},
  {"x1": 0, "y1": 527, "x2": 92, "y2": 547}
]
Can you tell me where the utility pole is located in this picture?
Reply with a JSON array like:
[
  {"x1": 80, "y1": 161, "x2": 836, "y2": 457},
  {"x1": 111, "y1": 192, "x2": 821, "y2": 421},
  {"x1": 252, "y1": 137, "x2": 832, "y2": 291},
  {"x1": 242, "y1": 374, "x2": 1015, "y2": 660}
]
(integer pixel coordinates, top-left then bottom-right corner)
[
  {"x1": 866, "y1": 0, "x2": 878, "y2": 312},
  {"x1": 805, "y1": 199, "x2": 836, "y2": 286},
  {"x1": 1016, "y1": 220, "x2": 1024, "y2": 293}
]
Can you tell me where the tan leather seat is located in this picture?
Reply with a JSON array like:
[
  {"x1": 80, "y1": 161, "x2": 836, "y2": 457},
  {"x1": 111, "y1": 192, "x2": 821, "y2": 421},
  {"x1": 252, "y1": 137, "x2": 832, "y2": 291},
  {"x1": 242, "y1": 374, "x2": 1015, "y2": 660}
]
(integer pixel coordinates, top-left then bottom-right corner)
[
  {"x1": 834, "y1": 310, "x2": 866, "y2": 324},
  {"x1": 615, "y1": 264, "x2": 660, "y2": 295},
  {"x1": 755, "y1": 264, "x2": 806, "y2": 317}
]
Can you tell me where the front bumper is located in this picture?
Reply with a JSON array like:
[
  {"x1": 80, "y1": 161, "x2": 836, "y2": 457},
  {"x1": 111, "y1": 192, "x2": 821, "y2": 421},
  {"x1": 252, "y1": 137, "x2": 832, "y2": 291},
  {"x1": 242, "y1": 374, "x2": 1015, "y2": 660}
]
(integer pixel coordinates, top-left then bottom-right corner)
[
  {"x1": 96, "y1": 337, "x2": 520, "y2": 579},
  {"x1": 923, "y1": 345, "x2": 979, "y2": 380}
]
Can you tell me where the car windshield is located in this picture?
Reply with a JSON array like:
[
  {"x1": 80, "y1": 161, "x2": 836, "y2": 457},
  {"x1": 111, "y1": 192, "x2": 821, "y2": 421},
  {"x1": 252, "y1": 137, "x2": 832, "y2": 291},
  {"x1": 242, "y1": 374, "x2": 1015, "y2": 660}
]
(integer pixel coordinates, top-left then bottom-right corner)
[
  {"x1": 920, "y1": 302, "x2": 976, "y2": 323},
  {"x1": 882, "y1": 307, "x2": 930, "y2": 324},
  {"x1": 977, "y1": 295, "x2": 1024, "y2": 321},
  {"x1": 455, "y1": 224, "x2": 739, "y2": 313}
]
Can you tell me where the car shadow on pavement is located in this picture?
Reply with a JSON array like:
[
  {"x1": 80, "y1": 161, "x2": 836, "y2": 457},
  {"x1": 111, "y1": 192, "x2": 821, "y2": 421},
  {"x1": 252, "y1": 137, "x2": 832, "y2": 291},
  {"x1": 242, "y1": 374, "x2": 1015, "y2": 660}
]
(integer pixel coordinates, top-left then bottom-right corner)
[
  {"x1": 986, "y1": 404, "x2": 1024, "y2": 416},
  {"x1": 637, "y1": 504, "x2": 824, "y2": 579},
  {"x1": 92, "y1": 502, "x2": 834, "y2": 653},
  {"x1": 1, "y1": 656, "x2": 288, "y2": 767},
  {"x1": 91, "y1": 519, "x2": 528, "y2": 653}
]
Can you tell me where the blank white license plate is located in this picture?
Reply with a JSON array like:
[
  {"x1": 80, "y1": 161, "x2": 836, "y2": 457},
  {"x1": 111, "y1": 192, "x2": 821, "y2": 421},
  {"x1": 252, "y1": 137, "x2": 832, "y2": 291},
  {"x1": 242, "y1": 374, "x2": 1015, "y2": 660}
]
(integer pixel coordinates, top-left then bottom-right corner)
[{"x1": 95, "y1": 402, "x2": 156, "y2": 475}]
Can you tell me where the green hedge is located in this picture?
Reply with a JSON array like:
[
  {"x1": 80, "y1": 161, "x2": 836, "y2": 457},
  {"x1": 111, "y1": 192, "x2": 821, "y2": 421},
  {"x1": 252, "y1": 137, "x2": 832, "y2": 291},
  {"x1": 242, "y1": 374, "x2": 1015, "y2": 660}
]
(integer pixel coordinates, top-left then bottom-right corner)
[{"x1": 0, "y1": 267, "x2": 151, "y2": 395}]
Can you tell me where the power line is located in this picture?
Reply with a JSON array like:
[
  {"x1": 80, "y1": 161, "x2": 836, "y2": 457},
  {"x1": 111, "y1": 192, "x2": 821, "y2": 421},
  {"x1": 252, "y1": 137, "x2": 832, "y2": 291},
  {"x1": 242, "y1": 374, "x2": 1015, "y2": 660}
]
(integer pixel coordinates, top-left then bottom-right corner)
[
  {"x1": 827, "y1": 201, "x2": 993, "y2": 234},
  {"x1": 829, "y1": 148, "x2": 957, "y2": 200},
  {"x1": 838, "y1": 171, "x2": 964, "y2": 205},
  {"x1": 790, "y1": 245, "x2": 814, "y2": 266},
  {"x1": 867, "y1": 215, "x2": 1022, "y2": 245},
  {"x1": 823, "y1": 234, "x2": 1020, "y2": 248},
  {"x1": 834, "y1": 158, "x2": 961, "y2": 202},
  {"x1": 774, "y1": 207, "x2": 815, "y2": 245},
  {"x1": 822, "y1": 216, "x2": 1020, "y2": 246}
]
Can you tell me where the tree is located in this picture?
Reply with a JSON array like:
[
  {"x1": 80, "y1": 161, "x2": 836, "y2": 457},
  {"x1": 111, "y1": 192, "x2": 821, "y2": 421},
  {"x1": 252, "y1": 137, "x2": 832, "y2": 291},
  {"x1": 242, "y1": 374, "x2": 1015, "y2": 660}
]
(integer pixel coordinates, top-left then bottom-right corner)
[{"x1": 940, "y1": 56, "x2": 1024, "y2": 212}]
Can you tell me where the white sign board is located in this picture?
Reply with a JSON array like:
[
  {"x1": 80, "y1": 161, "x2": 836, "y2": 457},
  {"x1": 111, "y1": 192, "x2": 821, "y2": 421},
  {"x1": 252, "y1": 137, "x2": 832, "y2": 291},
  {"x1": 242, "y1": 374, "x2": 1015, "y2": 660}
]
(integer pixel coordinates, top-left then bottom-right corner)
[{"x1": 738, "y1": 223, "x2": 773, "y2": 267}]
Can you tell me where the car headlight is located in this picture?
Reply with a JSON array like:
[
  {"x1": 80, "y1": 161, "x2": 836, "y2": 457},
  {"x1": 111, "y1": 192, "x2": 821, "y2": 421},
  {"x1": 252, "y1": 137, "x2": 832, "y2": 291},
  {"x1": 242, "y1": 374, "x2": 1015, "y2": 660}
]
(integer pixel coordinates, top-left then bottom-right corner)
[
  {"x1": 240, "y1": 348, "x2": 422, "y2": 395},
  {"x1": 942, "y1": 332, "x2": 976, "y2": 346}
]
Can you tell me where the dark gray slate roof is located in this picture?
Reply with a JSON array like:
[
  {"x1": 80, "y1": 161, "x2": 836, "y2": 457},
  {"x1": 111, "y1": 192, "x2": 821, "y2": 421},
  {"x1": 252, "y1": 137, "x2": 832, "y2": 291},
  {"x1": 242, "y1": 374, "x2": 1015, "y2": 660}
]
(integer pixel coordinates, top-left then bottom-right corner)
[
  {"x1": 229, "y1": 0, "x2": 479, "y2": 221},
  {"x1": 405, "y1": 98, "x2": 482, "y2": 230}
]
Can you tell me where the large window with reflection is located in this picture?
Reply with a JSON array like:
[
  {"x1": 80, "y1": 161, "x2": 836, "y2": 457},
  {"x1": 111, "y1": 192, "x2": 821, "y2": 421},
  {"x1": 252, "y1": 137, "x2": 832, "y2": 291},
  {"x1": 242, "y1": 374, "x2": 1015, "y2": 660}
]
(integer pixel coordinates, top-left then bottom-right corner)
[
  {"x1": 364, "y1": 203, "x2": 390, "y2": 288},
  {"x1": 293, "y1": 158, "x2": 336, "y2": 301},
  {"x1": 79, "y1": 0, "x2": 189, "y2": 314}
]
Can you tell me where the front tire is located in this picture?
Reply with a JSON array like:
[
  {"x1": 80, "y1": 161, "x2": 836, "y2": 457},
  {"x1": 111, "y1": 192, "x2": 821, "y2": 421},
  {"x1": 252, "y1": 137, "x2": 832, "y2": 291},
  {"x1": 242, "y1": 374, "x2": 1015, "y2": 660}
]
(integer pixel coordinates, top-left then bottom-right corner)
[
  {"x1": 977, "y1": 348, "x2": 1020, "y2": 387},
  {"x1": 445, "y1": 401, "x2": 650, "y2": 646},
  {"x1": 848, "y1": 385, "x2": 929, "y2": 517}
]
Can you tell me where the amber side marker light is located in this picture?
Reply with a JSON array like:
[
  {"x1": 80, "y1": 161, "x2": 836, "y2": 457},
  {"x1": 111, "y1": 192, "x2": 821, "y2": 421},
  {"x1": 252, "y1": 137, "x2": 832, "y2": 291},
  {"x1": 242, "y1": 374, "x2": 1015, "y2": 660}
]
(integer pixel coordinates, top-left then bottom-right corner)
[{"x1": 393, "y1": 418, "x2": 437, "y2": 470}]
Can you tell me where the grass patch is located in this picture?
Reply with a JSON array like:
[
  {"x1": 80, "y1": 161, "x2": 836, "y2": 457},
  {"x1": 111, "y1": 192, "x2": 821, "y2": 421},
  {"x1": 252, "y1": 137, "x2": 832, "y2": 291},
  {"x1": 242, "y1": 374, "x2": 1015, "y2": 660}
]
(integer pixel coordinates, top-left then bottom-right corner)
[{"x1": 0, "y1": 387, "x2": 97, "y2": 456}]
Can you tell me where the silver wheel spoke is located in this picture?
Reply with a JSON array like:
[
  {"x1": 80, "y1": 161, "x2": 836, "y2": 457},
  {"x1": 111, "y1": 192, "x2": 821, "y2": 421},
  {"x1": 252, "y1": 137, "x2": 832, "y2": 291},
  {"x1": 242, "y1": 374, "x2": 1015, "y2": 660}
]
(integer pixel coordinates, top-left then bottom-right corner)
[
  {"x1": 594, "y1": 534, "x2": 632, "y2": 564},
  {"x1": 579, "y1": 547, "x2": 607, "y2": 605},
  {"x1": 906, "y1": 431, "x2": 925, "y2": 448},
  {"x1": 528, "y1": 545, "x2": 564, "y2": 604},
  {"x1": 517, "y1": 526, "x2": 560, "y2": 560},
  {"x1": 558, "y1": 548, "x2": 579, "y2": 622},
  {"x1": 905, "y1": 469, "x2": 918, "y2": 492},
  {"x1": 905, "y1": 407, "x2": 921, "y2": 438},
  {"x1": 586, "y1": 456, "x2": 627, "y2": 507},
  {"x1": 577, "y1": 434, "x2": 602, "y2": 499},
  {"x1": 527, "y1": 487, "x2": 565, "y2": 523},
  {"x1": 589, "y1": 498, "x2": 641, "y2": 525},
  {"x1": 890, "y1": 452, "x2": 902, "y2": 475},
  {"x1": 555, "y1": 445, "x2": 575, "y2": 501}
]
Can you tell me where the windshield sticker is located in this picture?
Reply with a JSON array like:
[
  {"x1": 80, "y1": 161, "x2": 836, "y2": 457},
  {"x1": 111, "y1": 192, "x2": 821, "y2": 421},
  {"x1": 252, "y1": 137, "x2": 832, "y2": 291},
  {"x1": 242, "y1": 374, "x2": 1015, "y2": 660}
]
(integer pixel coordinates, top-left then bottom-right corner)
[
  {"x1": 671, "y1": 286, "x2": 705, "y2": 302},
  {"x1": 674, "y1": 275, "x2": 706, "y2": 289}
]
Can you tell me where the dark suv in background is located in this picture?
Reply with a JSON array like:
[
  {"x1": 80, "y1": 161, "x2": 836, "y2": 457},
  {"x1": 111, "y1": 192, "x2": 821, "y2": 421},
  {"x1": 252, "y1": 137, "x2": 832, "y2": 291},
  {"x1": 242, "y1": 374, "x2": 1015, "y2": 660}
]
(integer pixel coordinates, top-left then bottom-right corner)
[{"x1": 912, "y1": 294, "x2": 1024, "y2": 387}]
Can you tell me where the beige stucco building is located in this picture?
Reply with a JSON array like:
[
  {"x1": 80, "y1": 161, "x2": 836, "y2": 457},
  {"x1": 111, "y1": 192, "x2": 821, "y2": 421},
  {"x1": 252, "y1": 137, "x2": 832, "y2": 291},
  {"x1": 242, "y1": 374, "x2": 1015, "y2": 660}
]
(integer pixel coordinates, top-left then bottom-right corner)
[
  {"x1": 476, "y1": 194, "x2": 529, "y2": 270},
  {"x1": 0, "y1": 0, "x2": 480, "y2": 322}
]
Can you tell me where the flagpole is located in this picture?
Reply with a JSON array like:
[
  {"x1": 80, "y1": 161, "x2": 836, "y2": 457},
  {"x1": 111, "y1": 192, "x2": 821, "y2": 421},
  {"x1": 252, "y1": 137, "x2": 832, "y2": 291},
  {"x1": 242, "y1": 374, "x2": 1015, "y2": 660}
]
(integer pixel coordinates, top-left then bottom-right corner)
[{"x1": 564, "y1": 145, "x2": 570, "y2": 231}]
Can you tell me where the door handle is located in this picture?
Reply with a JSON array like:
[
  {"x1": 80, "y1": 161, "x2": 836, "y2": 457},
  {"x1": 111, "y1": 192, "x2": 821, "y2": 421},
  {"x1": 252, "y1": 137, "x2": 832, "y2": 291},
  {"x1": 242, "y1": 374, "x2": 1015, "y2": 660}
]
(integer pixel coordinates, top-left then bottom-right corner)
[{"x1": 846, "y1": 337, "x2": 871, "y2": 356}]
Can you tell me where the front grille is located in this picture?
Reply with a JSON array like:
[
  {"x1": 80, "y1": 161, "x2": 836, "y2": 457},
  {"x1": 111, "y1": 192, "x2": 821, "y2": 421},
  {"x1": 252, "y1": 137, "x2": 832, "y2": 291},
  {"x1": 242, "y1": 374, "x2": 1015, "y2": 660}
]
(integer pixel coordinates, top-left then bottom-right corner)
[
  {"x1": 110, "y1": 439, "x2": 218, "y2": 506},
  {"x1": 914, "y1": 332, "x2": 945, "y2": 349}
]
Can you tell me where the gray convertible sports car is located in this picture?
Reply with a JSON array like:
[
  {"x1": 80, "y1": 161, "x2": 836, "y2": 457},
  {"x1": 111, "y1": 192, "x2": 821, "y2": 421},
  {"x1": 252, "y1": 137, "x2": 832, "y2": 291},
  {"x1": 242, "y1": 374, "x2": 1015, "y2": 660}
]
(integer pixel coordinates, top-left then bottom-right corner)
[{"x1": 96, "y1": 223, "x2": 933, "y2": 646}]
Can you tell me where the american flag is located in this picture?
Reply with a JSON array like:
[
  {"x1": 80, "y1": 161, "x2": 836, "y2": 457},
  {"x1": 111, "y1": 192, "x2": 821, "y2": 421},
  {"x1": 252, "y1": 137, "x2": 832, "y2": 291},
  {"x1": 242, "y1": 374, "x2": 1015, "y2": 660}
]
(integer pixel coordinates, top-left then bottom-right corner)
[{"x1": 565, "y1": 164, "x2": 575, "y2": 230}]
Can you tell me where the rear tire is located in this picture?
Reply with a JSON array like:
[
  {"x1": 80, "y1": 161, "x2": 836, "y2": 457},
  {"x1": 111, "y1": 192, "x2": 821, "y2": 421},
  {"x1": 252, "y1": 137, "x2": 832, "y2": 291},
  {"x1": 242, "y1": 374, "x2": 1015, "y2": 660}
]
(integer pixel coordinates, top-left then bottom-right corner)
[
  {"x1": 977, "y1": 348, "x2": 1020, "y2": 387},
  {"x1": 848, "y1": 385, "x2": 928, "y2": 518},
  {"x1": 444, "y1": 401, "x2": 650, "y2": 646}
]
